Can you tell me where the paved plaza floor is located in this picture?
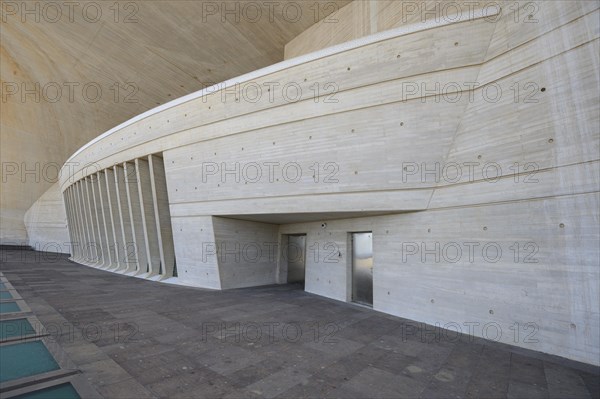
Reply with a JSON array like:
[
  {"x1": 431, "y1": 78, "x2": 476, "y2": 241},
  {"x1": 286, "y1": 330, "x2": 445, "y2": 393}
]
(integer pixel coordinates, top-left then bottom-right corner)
[{"x1": 1, "y1": 248, "x2": 598, "y2": 399}]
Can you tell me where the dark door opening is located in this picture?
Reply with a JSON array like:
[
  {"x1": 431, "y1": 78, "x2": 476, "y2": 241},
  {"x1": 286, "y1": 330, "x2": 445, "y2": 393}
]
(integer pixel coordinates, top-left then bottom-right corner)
[{"x1": 286, "y1": 235, "x2": 306, "y2": 286}]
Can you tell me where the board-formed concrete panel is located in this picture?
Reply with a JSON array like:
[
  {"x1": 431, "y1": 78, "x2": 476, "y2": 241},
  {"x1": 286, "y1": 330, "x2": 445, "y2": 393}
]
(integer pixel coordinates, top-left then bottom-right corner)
[
  {"x1": 213, "y1": 217, "x2": 280, "y2": 289},
  {"x1": 23, "y1": 183, "x2": 69, "y2": 253},
  {"x1": 148, "y1": 155, "x2": 176, "y2": 278}
]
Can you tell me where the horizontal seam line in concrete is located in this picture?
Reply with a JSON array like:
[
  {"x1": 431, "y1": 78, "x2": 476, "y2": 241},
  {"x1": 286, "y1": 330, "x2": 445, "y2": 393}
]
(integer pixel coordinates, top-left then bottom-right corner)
[{"x1": 166, "y1": 159, "x2": 600, "y2": 206}]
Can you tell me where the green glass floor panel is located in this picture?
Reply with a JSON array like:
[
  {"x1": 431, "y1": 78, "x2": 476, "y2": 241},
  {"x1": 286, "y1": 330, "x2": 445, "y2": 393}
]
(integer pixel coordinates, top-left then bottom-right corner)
[
  {"x1": 0, "y1": 291, "x2": 12, "y2": 299},
  {"x1": 0, "y1": 282, "x2": 6, "y2": 290},
  {"x1": 0, "y1": 301, "x2": 21, "y2": 313},
  {"x1": 0, "y1": 318, "x2": 35, "y2": 340},
  {"x1": 0, "y1": 341, "x2": 60, "y2": 382},
  {"x1": 12, "y1": 383, "x2": 80, "y2": 399}
]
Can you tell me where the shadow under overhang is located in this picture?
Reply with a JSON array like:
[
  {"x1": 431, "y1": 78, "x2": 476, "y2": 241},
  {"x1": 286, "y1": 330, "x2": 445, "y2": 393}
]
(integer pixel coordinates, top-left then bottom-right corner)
[{"x1": 220, "y1": 211, "x2": 414, "y2": 224}]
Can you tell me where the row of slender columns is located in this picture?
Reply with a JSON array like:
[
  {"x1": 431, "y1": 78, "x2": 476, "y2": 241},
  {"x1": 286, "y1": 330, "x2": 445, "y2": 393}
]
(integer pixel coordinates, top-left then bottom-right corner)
[{"x1": 63, "y1": 155, "x2": 176, "y2": 278}]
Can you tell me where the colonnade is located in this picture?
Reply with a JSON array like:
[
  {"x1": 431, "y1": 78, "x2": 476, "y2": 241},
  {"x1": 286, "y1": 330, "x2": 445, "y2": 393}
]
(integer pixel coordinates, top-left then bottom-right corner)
[{"x1": 63, "y1": 154, "x2": 176, "y2": 278}]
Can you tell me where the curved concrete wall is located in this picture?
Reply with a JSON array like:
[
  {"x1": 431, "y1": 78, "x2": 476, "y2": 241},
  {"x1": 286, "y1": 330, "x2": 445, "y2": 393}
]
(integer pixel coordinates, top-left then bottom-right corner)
[
  {"x1": 285, "y1": 0, "x2": 457, "y2": 59},
  {"x1": 23, "y1": 182, "x2": 69, "y2": 253},
  {"x1": 59, "y1": 2, "x2": 599, "y2": 365}
]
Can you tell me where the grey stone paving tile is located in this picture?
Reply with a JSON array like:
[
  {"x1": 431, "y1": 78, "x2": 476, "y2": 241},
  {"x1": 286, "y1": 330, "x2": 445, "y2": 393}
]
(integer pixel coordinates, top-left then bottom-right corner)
[
  {"x1": 96, "y1": 377, "x2": 156, "y2": 399},
  {"x1": 510, "y1": 353, "x2": 549, "y2": 388},
  {"x1": 421, "y1": 365, "x2": 473, "y2": 398},
  {"x1": 246, "y1": 367, "x2": 312, "y2": 399},
  {"x1": 304, "y1": 336, "x2": 364, "y2": 357},
  {"x1": 315, "y1": 344, "x2": 389, "y2": 383},
  {"x1": 79, "y1": 358, "x2": 133, "y2": 387},
  {"x1": 253, "y1": 341, "x2": 340, "y2": 373},
  {"x1": 373, "y1": 333, "x2": 432, "y2": 357},
  {"x1": 341, "y1": 366, "x2": 425, "y2": 399},
  {"x1": 545, "y1": 361, "x2": 593, "y2": 399},
  {"x1": 223, "y1": 387, "x2": 266, "y2": 399},
  {"x1": 225, "y1": 361, "x2": 284, "y2": 389},
  {"x1": 60, "y1": 342, "x2": 111, "y2": 365},
  {"x1": 119, "y1": 349, "x2": 198, "y2": 386},
  {"x1": 147, "y1": 367, "x2": 233, "y2": 398},
  {"x1": 579, "y1": 371, "x2": 600, "y2": 399},
  {"x1": 275, "y1": 376, "x2": 336, "y2": 398},
  {"x1": 507, "y1": 379, "x2": 549, "y2": 399},
  {"x1": 197, "y1": 345, "x2": 267, "y2": 376},
  {"x1": 171, "y1": 333, "x2": 219, "y2": 353},
  {"x1": 326, "y1": 384, "x2": 375, "y2": 399},
  {"x1": 334, "y1": 315, "x2": 402, "y2": 344},
  {"x1": 464, "y1": 345, "x2": 511, "y2": 398},
  {"x1": 103, "y1": 338, "x2": 169, "y2": 361},
  {"x1": 374, "y1": 351, "x2": 424, "y2": 380}
]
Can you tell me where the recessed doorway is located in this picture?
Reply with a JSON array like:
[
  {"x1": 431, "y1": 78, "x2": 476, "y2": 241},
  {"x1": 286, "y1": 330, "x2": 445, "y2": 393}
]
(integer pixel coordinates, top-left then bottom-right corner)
[{"x1": 286, "y1": 235, "x2": 306, "y2": 286}]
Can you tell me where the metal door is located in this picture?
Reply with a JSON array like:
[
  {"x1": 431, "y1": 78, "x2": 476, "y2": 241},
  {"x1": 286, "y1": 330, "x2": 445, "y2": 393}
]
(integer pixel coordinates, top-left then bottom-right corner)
[
  {"x1": 352, "y1": 232, "x2": 373, "y2": 306},
  {"x1": 287, "y1": 235, "x2": 306, "y2": 284}
]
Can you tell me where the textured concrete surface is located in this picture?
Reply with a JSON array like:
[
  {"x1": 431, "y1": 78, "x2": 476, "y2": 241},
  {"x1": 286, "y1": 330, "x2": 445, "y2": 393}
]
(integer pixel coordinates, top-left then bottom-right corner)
[
  {"x1": 56, "y1": 1, "x2": 600, "y2": 366},
  {"x1": 1, "y1": 248, "x2": 599, "y2": 399}
]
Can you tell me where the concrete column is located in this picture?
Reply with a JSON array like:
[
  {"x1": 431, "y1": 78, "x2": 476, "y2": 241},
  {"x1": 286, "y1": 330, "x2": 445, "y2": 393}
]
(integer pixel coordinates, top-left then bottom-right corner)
[
  {"x1": 97, "y1": 171, "x2": 116, "y2": 269},
  {"x1": 80, "y1": 179, "x2": 94, "y2": 264},
  {"x1": 69, "y1": 187, "x2": 84, "y2": 261},
  {"x1": 104, "y1": 167, "x2": 123, "y2": 270},
  {"x1": 76, "y1": 181, "x2": 94, "y2": 264},
  {"x1": 63, "y1": 189, "x2": 77, "y2": 259},
  {"x1": 124, "y1": 161, "x2": 149, "y2": 274},
  {"x1": 114, "y1": 164, "x2": 136, "y2": 273},
  {"x1": 149, "y1": 154, "x2": 176, "y2": 277},
  {"x1": 136, "y1": 157, "x2": 161, "y2": 276},
  {"x1": 83, "y1": 177, "x2": 101, "y2": 266},
  {"x1": 71, "y1": 184, "x2": 85, "y2": 262},
  {"x1": 91, "y1": 174, "x2": 109, "y2": 268}
]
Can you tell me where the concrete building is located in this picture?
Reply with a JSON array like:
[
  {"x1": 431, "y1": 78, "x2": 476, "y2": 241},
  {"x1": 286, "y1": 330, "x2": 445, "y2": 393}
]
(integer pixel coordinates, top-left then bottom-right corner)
[{"x1": 1, "y1": 1, "x2": 599, "y2": 397}]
